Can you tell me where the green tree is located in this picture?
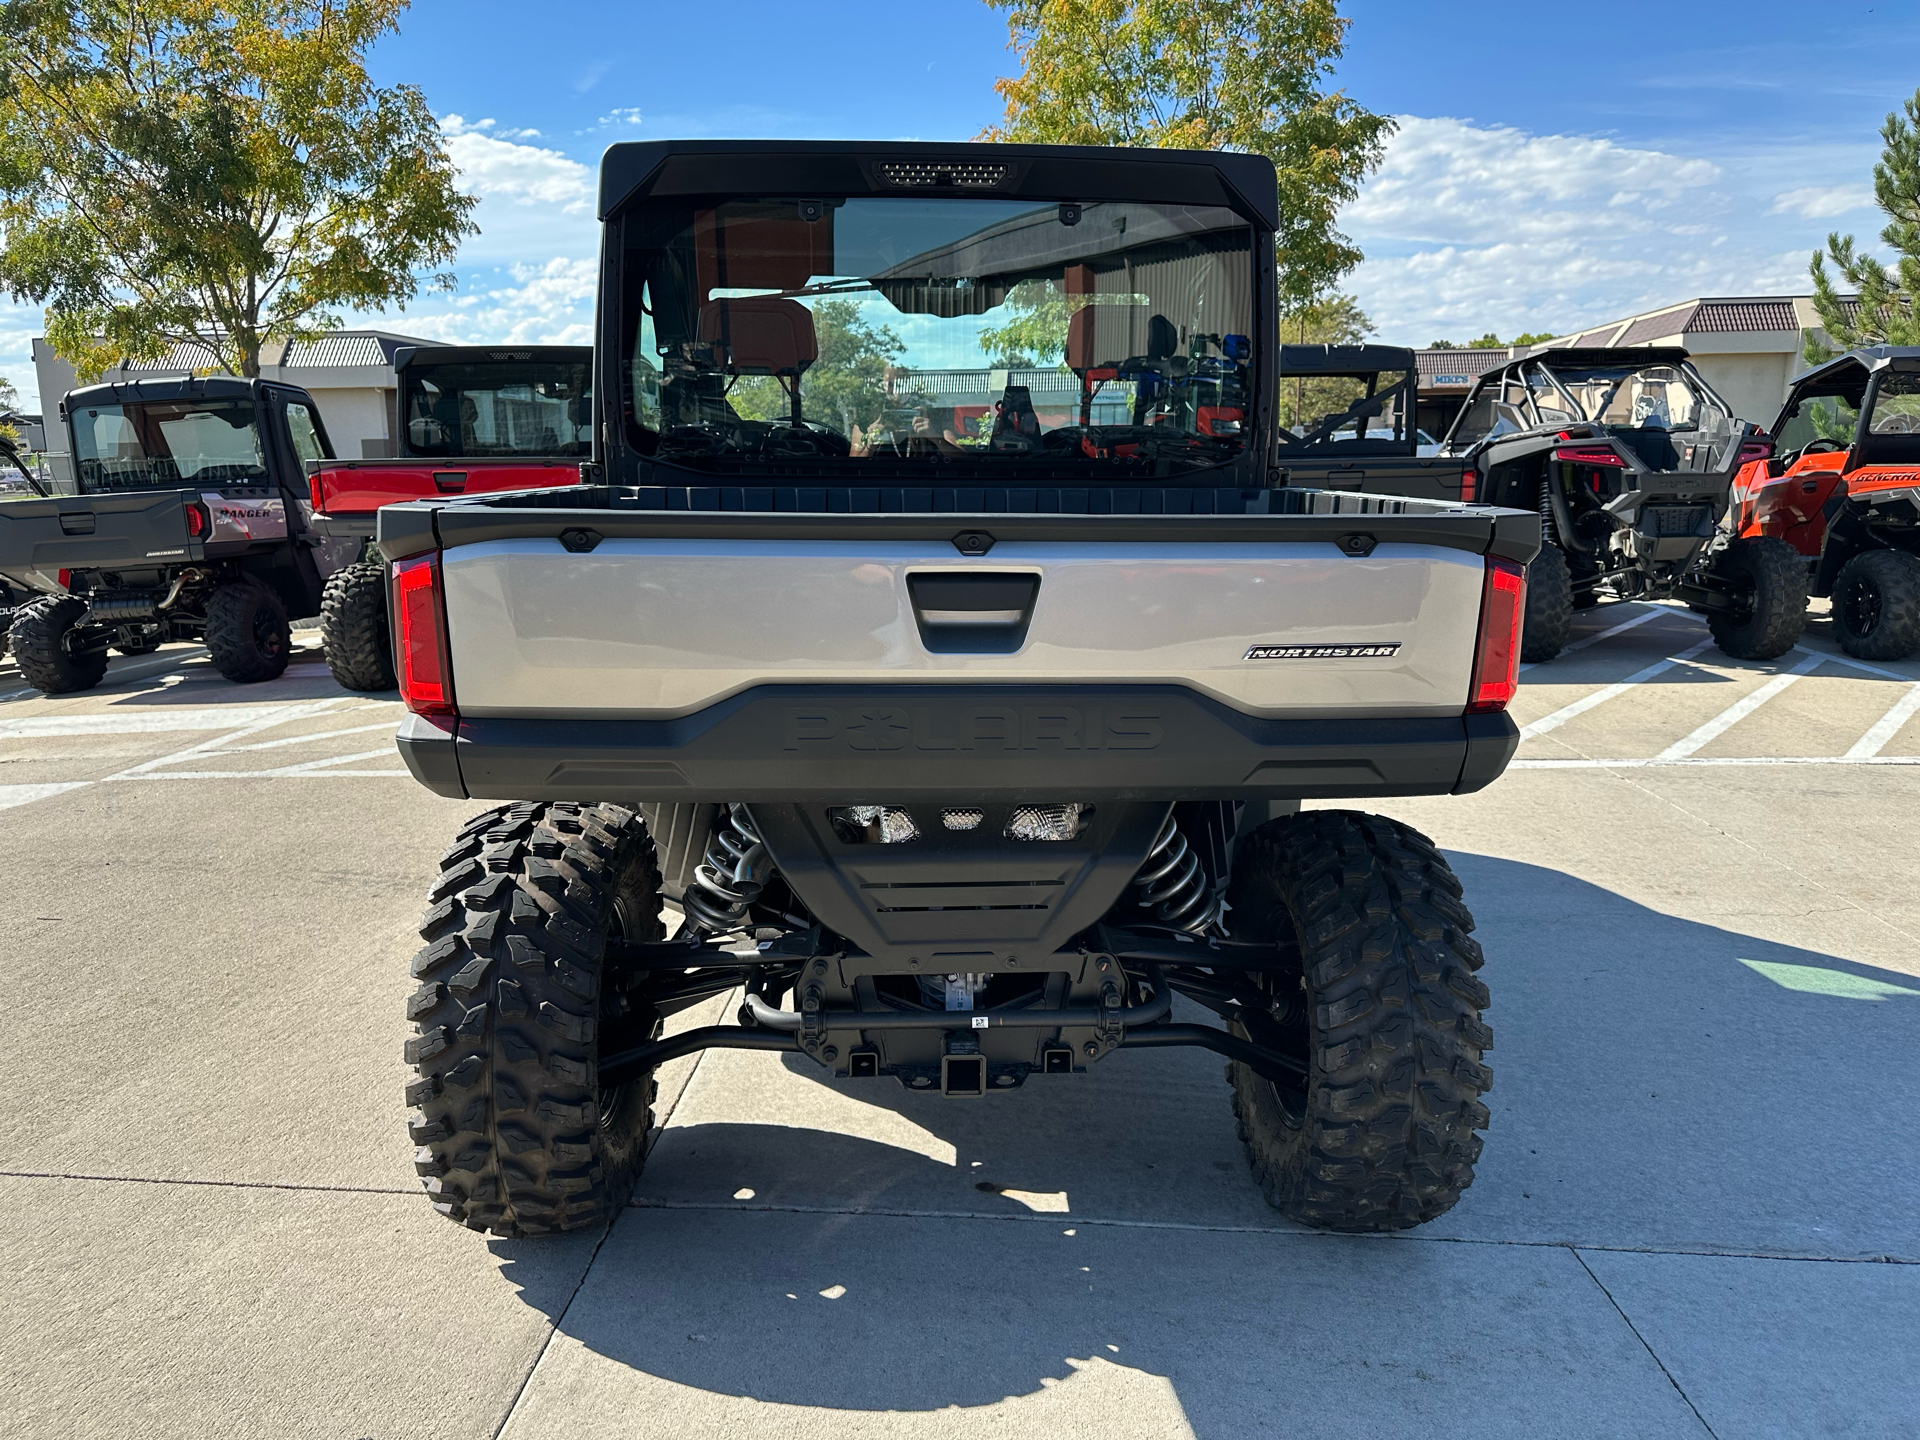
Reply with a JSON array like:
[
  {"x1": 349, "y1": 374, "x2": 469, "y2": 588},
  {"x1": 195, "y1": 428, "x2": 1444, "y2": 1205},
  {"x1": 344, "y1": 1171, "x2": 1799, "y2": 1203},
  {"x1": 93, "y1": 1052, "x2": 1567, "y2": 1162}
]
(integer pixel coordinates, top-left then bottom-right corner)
[
  {"x1": 733, "y1": 298, "x2": 905, "y2": 435},
  {"x1": 980, "y1": 0, "x2": 1392, "y2": 314},
  {"x1": 1805, "y1": 87, "x2": 1920, "y2": 367},
  {"x1": 0, "y1": 371, "x2": 19, "y2": 447},
  {"x1": 1425, "y1": 331, "x2": 1554, "y2": 350},
  {"x1": 0, "y1": 0, "x2": 476, "y2": 381},
  {"x1": 977, "y1": 278, "x2": 1066, "y2": 368}
]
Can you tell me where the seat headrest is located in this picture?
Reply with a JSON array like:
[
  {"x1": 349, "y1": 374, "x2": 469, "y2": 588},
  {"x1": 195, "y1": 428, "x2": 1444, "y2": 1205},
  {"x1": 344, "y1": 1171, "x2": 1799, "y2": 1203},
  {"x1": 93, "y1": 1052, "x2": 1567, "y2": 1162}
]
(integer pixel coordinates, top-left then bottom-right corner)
[{"x1": 698, "y1": 297, "x2": 818, "y2": 375}]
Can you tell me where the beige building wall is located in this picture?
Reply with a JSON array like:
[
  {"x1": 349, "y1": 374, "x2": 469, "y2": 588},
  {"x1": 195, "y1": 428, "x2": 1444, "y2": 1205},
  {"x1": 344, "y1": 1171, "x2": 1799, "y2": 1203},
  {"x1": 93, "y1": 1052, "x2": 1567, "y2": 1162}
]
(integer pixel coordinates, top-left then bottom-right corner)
[{"x1": 1680, "y1": 349, "x2": 1797, "y2": 429}]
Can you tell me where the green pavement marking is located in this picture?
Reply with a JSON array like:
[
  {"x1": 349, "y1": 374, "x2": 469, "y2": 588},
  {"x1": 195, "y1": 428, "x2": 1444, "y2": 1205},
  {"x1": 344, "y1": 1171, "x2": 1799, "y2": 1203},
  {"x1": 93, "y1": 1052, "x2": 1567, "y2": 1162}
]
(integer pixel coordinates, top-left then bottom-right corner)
[{"x1": 1739, "y1": 959, "x2": 1920, "y2": 1001}]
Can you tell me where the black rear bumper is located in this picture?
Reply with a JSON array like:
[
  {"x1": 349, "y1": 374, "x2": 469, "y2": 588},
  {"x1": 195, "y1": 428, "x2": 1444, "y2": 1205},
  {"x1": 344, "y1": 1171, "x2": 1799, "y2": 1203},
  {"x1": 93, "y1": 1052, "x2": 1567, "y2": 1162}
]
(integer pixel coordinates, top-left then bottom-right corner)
[
  {"x1": 307, "y1": 513, "x2": 376, "y2": 540},
  {"x1": 395, "y1": 685, "x2": 1519, "y2": 804}
]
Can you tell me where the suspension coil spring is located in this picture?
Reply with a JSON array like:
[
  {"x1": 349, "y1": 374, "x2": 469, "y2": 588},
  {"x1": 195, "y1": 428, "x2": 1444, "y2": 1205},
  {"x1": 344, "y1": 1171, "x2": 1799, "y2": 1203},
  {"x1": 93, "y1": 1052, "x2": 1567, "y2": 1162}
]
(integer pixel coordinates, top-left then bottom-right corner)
[
  {"x1": 1131, "y1": 812, "x2": 1222, "y2": 934},
  {"x1": 683, "y1": 804, "x2": 770, "y2": 933}
]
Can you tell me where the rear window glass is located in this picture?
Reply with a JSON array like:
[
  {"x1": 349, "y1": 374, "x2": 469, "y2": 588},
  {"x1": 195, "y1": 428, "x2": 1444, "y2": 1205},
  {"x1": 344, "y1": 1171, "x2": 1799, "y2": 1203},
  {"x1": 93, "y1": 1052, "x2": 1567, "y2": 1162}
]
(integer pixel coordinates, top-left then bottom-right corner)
[
  {"x1": 71, "y1": 400, "x2": 267, "y2": 491},
  {"x1": 402, "y1": 360, "x2": 592, "y2": 458}
]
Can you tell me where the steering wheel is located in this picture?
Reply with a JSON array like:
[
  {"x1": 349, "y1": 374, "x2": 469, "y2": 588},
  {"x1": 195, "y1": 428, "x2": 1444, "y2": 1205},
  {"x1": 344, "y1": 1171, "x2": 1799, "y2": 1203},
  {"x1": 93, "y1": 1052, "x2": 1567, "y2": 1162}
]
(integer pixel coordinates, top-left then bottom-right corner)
[{"x1": 1799, "y1": 438, "x2": 1845, "y2": 455}]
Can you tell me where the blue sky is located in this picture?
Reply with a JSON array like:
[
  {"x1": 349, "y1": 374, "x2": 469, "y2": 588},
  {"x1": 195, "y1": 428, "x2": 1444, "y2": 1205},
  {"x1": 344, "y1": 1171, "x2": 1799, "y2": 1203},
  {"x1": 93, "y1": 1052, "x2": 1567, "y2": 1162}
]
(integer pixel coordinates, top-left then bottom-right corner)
[{"x1": 8, "y1": 0, "x2": 1919, "y2": 409}]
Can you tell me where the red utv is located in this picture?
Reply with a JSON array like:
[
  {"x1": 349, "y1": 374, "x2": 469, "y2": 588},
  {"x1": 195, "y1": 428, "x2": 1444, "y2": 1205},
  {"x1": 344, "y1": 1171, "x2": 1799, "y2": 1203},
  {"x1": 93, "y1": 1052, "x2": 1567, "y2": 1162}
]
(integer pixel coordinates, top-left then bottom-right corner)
[
  {"x1": 1732, "y1": 346, "x2": 1920, "y2": 660},
  {"x1": 310, "y1": 345, "x2": 590, "y2": 689}
]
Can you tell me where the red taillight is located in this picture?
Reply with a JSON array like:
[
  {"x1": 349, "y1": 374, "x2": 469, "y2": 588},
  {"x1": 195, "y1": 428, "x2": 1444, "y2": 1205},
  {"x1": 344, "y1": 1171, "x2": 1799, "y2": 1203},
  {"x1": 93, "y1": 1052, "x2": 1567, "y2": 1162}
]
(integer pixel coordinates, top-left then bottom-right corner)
[
  {"x1": 392, "y1": 553, "x2": 452, "y2": 715},
  {"x1": 1460, "y1": 468, "x2": 1477, "y2": 503},
  {"x1": 56, "y1": 568, "x2": 70, "y2": 591},
  {"x1": 1468, "y1": 557, "x2": 1526, "y2": 713},
  {"x1": 308, "y1": 468, "x2": 329, "y2": 513},
  {"x1": 1552, "y1": 445, "x2": 1627, "y2": 467},
  {"x1": 183, "y1": 501, "x2": 209, "y2": 537},
  {"x1": 1736, "y1": 440, "x2": 1773, "y2": 465}
]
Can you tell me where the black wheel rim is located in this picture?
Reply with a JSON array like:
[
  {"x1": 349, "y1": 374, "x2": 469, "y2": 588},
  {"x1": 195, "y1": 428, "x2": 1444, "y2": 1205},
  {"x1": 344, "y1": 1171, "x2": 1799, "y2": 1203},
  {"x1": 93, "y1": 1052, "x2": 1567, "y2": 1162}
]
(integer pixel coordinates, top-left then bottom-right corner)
[
  {"x1": 253, "y1": 605, "x2": 286, "y2": 661},
  {"x1": 1839, "y1": 577, "x2": 1881, "y2": 638}
]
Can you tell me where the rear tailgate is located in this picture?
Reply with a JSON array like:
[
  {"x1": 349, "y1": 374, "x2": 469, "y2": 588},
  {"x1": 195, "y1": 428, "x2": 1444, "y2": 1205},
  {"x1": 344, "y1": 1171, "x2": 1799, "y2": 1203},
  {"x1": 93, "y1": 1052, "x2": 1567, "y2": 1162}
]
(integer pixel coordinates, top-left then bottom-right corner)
[
  {"x1": 380, "y1": 492, "x2": 1539, "y2": 804},
  {"x1": 0, "y1": 489, "x2": 197, "y2": 580},
  {"x1": 306, "y1": 458, "x2": 582, "y2": 514}
]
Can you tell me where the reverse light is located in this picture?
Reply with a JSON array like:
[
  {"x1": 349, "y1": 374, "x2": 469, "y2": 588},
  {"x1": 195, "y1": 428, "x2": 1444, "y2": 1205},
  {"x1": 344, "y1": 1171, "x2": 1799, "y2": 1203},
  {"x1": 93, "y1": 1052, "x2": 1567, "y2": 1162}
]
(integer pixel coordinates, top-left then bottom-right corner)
[
  {"x1": 1468, "y1": 557, "x2": 1526, "y2": 713},
  {"x1": 1552, "y1": 445, "x2": 1627, "y2": 467},
  {"x1": 391, "y1": 553, "x2": 452, "y2": 715}
]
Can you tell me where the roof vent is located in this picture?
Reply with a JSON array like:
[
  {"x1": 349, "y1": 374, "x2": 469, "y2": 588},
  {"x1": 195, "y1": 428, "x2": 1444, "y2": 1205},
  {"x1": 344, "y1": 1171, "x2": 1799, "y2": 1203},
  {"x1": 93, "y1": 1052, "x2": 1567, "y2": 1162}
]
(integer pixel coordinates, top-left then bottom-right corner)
[{"x1": 876, "y1": 160, "x2": 1010, "y2": 190}]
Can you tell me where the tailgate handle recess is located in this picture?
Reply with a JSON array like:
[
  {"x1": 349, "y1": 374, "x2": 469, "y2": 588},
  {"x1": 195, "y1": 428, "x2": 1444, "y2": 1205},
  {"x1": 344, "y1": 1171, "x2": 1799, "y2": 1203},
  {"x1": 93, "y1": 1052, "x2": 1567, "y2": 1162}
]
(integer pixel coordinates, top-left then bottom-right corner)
[
  {"x1": 433, "y1": 470, "x2": 467, "y2": 493},
  {"x1": 58, "y1": 512, "x2": 96, "y2": 536},
  {"x1": 907, "y1": 572, "x2": 1039, "y2": 655}
]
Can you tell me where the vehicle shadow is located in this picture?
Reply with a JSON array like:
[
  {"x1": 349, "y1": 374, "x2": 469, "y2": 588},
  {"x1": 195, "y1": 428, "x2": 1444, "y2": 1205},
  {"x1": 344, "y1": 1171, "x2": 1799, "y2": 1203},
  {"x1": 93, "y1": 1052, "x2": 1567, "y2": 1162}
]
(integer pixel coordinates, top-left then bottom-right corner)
[{"x1": 485, "y1": 852, "x2": 1918, "y2": 1430}]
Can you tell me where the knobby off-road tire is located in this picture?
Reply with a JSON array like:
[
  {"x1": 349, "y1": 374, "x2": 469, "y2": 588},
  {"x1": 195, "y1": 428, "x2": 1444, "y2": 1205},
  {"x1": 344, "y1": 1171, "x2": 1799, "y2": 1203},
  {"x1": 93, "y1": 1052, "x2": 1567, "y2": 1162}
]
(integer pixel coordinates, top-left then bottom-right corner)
[
  {"x1": 319, "y1": 561, "x2": 395, "y2": 691},
  {"x1": 1521, "y1": 540, "x2": 1574, "y2": 663},
  {"x1": 1832, "y1": 549, "x2": 1920, "y2": 661},
  {"x1": 204, "y1": 579, "x2": 290, "y2": 683},
  {"x1": 1708, "y1": 535, "x2": 1808, "y2": 661},
  {"x1": 1226, "y1": 810, "x2": 1492, "y2": 1232},
  {"x1": 9, "y1": 594, "x2": 108, "y2": 694},
  {"x1": 405, "y1": 802, "x2": 667, "y2": 1236}
]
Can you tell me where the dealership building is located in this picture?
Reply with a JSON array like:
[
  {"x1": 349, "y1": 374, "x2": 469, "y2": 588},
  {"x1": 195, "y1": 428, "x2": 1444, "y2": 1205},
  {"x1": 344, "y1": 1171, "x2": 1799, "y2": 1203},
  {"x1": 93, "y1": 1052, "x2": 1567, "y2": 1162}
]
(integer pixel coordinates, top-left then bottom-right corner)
[{"x1": 30, "y1": 329, "x2": 444, "y2": 466}]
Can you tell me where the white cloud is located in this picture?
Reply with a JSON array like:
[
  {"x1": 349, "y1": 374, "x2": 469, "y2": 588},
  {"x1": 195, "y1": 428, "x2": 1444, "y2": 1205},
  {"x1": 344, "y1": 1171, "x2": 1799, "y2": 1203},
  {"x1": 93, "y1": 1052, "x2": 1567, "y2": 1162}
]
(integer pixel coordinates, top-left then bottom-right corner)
[
  {"x1": 441, "y1": 117, "x2": 592, "y2": 212},
  {"x1": 596, "y1": 107, "x2": 643, "y2": 129},
  {"x1": 1342, "y1": 116, "x2": 1847, "y2": 345},
  {"x1": 1346, "y1": 117, "x2": 1720, "y2": 248},
  {"x1": 1769, "y1": 185, "x2": 1874, "y2": 219},
  {"x1": 386, "y1": 258, "x2": 596, "y2": 348}
]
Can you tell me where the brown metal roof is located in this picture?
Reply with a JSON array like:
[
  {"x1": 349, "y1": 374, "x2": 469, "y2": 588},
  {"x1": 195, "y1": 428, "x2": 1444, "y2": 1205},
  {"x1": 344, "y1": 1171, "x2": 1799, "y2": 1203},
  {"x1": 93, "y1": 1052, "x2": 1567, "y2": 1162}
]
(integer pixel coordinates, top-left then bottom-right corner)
[
  {"x1": 1415, "y1": 348, "x2": 1508, "y2": 386},
  {"x1": 1614, "y1": 307, "x2": 1697, "y2": 347},
  {"x1": 1689, "y1": 300, "x2": 1798, "y2": 333}
]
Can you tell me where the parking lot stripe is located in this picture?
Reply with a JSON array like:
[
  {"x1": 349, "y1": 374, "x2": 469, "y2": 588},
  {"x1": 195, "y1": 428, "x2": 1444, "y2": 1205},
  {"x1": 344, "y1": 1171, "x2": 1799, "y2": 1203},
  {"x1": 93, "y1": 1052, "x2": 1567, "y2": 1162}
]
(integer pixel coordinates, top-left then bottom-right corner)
[
  {"x1": 1803, "y1": 646, "x2": 1919, "y2": 682},
  {"x1": 1519, "y1": 606, "x2": 1668, "y2": 672},
  {"x1": 1519, "y1": 638, "x2": 1717, "y2": 741},
  {"x1": 0, "y1": 781, "x2": 92, "y2": 810},
  {"x1": 0, "y1": 645, "x2": 210, "y2": 702},
  {"x1": 101, "y1": 698, "x2": 350, "y2": 780},
  {"x1": 1656, "y1": 651, "x2": 1827, "y2": 761},
  {"x1": 0, "y1": 702, "x2": 335, "y2": 739},
  {"x1": 1509, "y1": 755, "x2": 1920, "y2": 768},
  {"x1": 1844, "y1": 681, "x2": 1920, "y2": 760},
  {"x1": 201, "y1": 718, "x2": 399, "y2": 754}
]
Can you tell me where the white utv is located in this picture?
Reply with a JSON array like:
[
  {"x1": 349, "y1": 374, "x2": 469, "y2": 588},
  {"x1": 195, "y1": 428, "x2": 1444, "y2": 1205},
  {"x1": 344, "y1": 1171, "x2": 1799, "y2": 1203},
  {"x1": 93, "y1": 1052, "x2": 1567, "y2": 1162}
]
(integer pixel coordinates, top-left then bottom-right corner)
[{"x1": 386, "y1": 140, "x2": 1536, "y2": 1237}]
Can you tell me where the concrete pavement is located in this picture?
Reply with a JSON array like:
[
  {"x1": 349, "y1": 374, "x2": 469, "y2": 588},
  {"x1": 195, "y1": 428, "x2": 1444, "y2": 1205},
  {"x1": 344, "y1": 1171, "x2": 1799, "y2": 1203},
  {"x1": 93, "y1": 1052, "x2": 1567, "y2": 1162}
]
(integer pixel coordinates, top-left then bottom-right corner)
[{"x1": 0, "y1": 604, "x2": 1914, "y2": 1438}]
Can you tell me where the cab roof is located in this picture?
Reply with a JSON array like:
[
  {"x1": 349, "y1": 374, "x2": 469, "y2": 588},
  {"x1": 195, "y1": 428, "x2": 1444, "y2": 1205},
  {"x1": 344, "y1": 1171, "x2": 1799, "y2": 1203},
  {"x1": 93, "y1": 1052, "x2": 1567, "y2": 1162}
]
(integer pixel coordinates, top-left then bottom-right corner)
[
  {"x1": 1522, "y1": 347, "x2": 1693, "y2": 369},
  {"x1": 394, "y1": 344, "x2": 592, "y2": 372},
  {"x1": 1792, "y1": 345, "x2": 1920, "y2": 387},
  {"x1": 1279, "y1": 344, "x2": 1416, "y2": 375},
  {"x1": 60, "y1": 374, "x2": 259, "y2": 415},
  {"x1": 596, "y1": 139, "x2": 1280, "y2": 232}
]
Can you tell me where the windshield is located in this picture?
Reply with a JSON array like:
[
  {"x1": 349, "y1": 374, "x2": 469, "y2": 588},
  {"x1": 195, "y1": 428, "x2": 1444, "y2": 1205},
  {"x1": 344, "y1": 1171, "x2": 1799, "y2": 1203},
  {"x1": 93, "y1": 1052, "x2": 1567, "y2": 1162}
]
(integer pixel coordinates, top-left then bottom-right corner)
[
  {"x1": 403, "y1": 360, "x2": 592, "y2": 458},
  {"x1": 621, "y1": 197, "x2": 1254, "y2": 475},
  {"x1": 1775, "y1": 379, "x2": 1866, "y2": 455},
  {"x1": 70, "y1": 399, "x2": 267, "y2": 491},
  {"x1": 1449, "y1": 360, "x2": 1730, "y2": 450},
  {"x1": 1276, "y1": 368, "x2": 1413, "y2": 450},
  {"x1": 1536, "y1": 362, "x2": 1723, "y2": 432},
  {"x1": 1867, "y1": 372, "x2": 1920, "y2": 435}
]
